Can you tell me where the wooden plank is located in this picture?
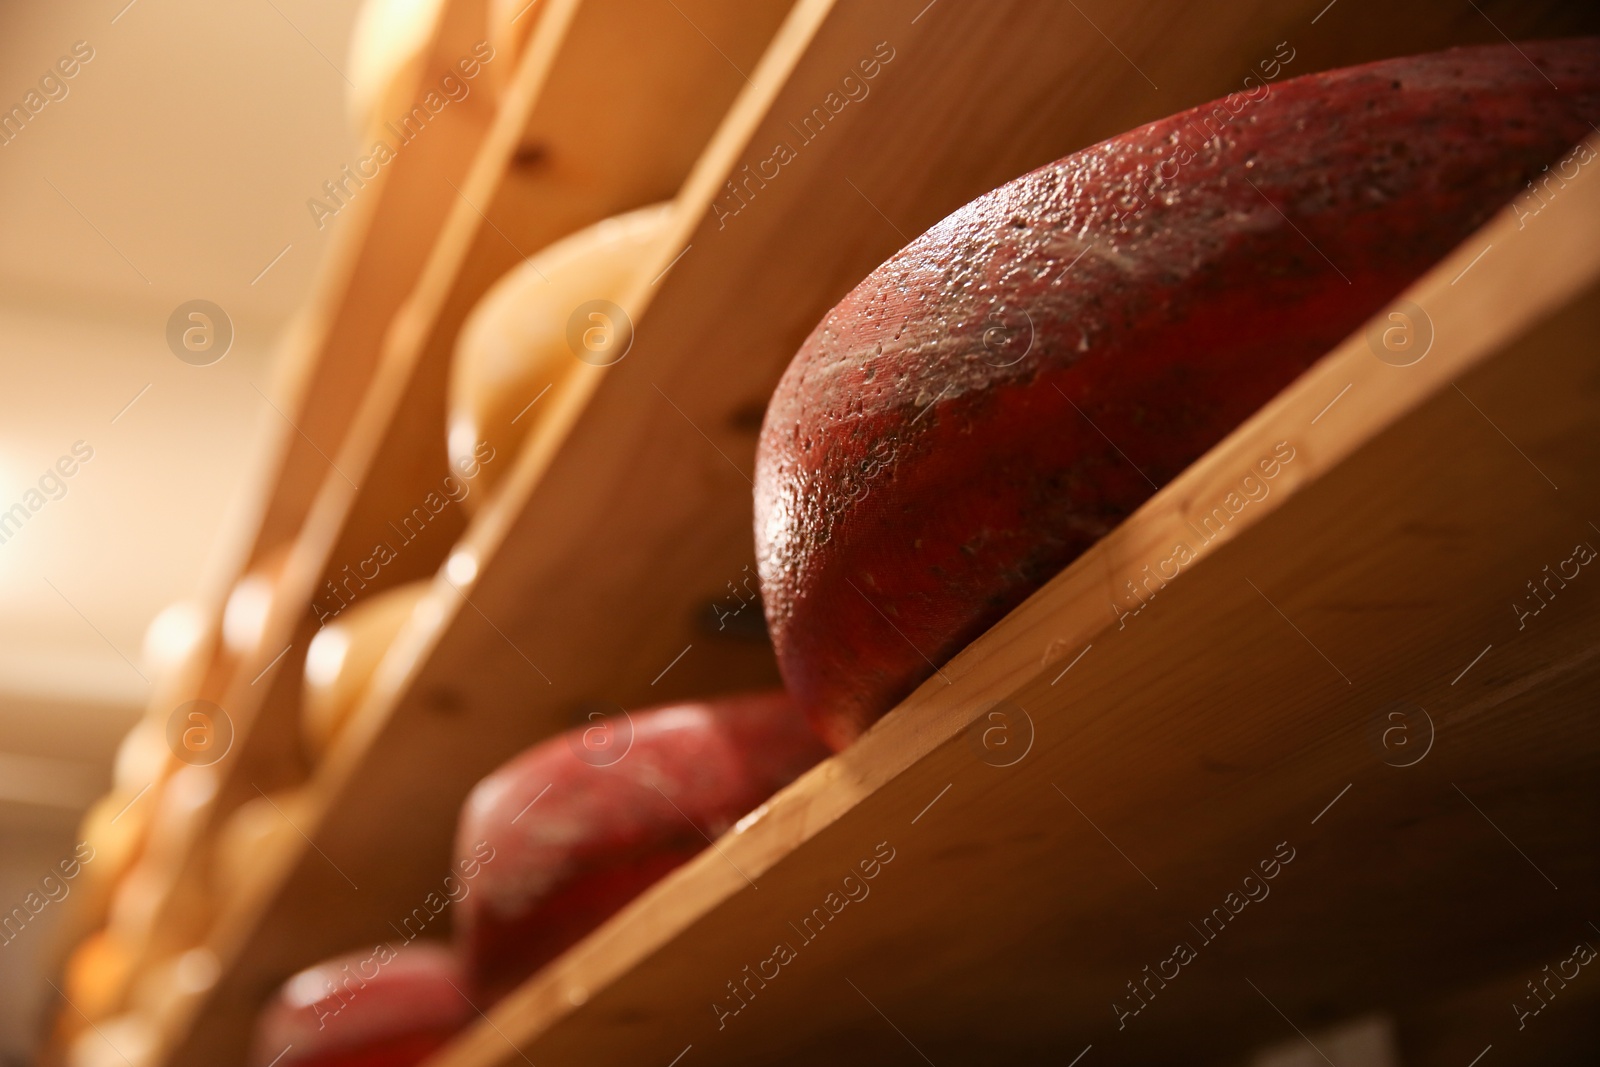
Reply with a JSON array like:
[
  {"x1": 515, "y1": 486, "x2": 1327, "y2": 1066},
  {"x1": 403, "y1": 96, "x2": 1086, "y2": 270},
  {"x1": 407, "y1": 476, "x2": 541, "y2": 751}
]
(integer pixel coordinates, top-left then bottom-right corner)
[
  {"x1": 220, "y1": 0, "x2": 497, "y2": 591},
  {"x1": 97, "y1": 0, "x2": 501, "y2": 995},
  {"x1": 428, "y1": 137, "x2": 1600, "y2": 1064},
  {"x1": 225, "y1": 0, "x2": 799, "y2": 809}
]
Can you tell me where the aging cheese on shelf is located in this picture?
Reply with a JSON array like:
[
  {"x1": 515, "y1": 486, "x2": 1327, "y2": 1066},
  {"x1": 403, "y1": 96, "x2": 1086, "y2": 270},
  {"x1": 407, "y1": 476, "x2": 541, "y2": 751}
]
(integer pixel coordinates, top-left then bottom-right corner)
[
  {"x1": 448, "y1": 202, "x2": 675, "y2": 506},
  {"x1": 66, "y1": 1012, "x2": 155, "y2": 1067},
  {"x1": 755, "y1": 39, "x2": 1600, "y2": 750},
  {"x1": 140, "y1": 599, "x2": 214, "y2": 719},
  {"x1": 61, "y1": 932, "x2": 134, "y2": 1026},
  {"x1": 222, "y1": 546, "x2": 293, "y2": 661},
  {"x1": 454, "y1": 690, "x2": 826, "y2": 1001},
  {"x1": 302, "y1": 581, "x2": 432, "y2": 758},
  {"x1": 129, "y1": 948, "x2": 221, "y2": 1034},
  {"x1": 71, "y1": 788, "x2": 151, "y2": 938},
  {"x1": 103, "y1": 770, "x2": 219, "y2": 975},
  {"x1": 251, "y1": 943, "x2": 470, "y2": 1067},
  {"x1": 212, "y1": 788, "x2": 315, "y2": 901}
]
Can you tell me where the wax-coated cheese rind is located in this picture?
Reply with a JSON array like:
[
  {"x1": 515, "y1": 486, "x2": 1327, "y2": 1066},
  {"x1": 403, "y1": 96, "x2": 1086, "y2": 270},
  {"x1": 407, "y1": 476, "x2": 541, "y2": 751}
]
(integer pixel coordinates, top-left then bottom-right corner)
[
  {"x1": 755, "y1": 39, "x2": 1600, "y2": 750},
  {"x1": 251, "y1": 942, "x2": 469, "y2": 1067},
  {"x1": 454, "y1": 690, "x2": 826, "y2": 1000}
]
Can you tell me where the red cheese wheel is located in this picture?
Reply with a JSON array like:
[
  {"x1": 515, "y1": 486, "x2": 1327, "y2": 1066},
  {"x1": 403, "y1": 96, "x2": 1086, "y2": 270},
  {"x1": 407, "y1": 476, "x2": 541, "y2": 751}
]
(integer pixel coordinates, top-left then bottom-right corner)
[
  {"x1": 755, "y1": 39, "x2": 1600, "y2": 750},
  {"x1": 455, "y1": 690, "x2": 826, "y2": 1001},
  {"x1": 251, "y1": 943, "x2": 469, "y2": 1067}
]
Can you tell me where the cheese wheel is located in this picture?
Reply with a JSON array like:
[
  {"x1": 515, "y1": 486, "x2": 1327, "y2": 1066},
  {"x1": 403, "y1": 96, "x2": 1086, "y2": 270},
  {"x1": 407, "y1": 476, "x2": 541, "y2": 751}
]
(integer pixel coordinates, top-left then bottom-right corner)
[
  {"x1": 303, "y1": 581, "x2": 431, "y2": 758},
  {"x1": 140, "y1": 600, "x2": 214, "y2": 715},
  {"x1": 62, "y1": 932, "x2": 134, "y2": 1025},
  {"x1": 113, "y1": 715, "x2": 172, "y2": 797},
  {"x1": 129, "y1": 947, "x2": 221, "y2": 1032},
  {"x1": 755, "y1": 39, "x2": 1600, "y2": 749},
  {"x1": 106, "y1": 767, "x2": 219, "y2": 955},
  {"x1": 347, "y1": 0, "x2": 446, "y2": 142},
  {"x1": 212, "y1": 789, "x2": 314, "y2": 901},
  {"x1": 448, "y1": 202, "x2": 675, "y2": 507},
  {"x1": 66, "y1": 1012, "x2": 155, "y2": 1067},
  {"x1": 223, "y1": 547, "x2": 293, "y2": 661},
  {"x1": 486, "y1": 0, "x2": 543, "y2": 97},
  {"x1": 73, "y1": 717, "x2": 173, "y2": 925},
  {"x1": 139, "y1": 765, "x2": 219, "y2": 869},
  {"x1": 455, "y1": 690, "x2": 826, "y2": 1001},
  {"x1": 71, "y1": 791, "x2": 149, "y2": 935},
  {"x1": 251, "y1": 943, "x2": 471, "y2": 1067}
]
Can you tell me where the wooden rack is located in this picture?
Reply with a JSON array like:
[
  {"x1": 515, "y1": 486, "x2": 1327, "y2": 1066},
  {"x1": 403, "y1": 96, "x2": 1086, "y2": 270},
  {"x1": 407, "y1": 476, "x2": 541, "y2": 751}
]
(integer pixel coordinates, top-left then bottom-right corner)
[
  {"x1": 49, "y1": 0, "x2": 1600, "y2": 1064},
  {"x1": 426, "y1": 150, "x2": 1600, "y2": 1066}
]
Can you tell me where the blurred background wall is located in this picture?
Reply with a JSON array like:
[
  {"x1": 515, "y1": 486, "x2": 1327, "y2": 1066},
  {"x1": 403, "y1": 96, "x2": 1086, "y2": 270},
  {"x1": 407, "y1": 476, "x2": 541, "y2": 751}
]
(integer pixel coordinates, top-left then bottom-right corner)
[{"x1": 0, "y1": 2, "x2": 364, "y2": 1060}]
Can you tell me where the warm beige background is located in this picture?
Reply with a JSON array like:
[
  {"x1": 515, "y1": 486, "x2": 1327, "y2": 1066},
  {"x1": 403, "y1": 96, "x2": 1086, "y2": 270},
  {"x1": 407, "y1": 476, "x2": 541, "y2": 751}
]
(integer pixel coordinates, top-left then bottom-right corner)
[{"x1": 0, "y1": 1, "x2": 364, "y2": 1060}]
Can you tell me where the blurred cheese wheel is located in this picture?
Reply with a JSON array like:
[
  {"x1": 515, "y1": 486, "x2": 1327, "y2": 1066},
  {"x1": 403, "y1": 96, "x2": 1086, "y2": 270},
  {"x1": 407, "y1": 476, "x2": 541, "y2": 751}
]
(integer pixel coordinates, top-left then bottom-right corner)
[
  {"x1": 105, "y1": 864, "x2": 166, "y2": 958},
  {"x1": 66, "y1": 1012, "x2": 155, "y2": 1067},
  {"x1": 140, "y1": 600, "x2": 215, "y2": 714},
  {"x1": 62, "y1": 932, "x2": 134, "y2": 1024},
  {"x1": 213, "y1": 789, "x2": 314, "y2": 900},
  {"x1": 106, "y1": 767, "x2": 219, "y2": 954},
  {"x1": 456, "y1": 690, "x2": 826, "y2": 1000},
  {"x1": 105, "y1": 865, "x2": 212, "y2": 980},
  {"x1": 129, "y1": 947, "x2": 221, "y2": 1031},
  {"x1": 72, "y1": 791, "x2": 149, "y2": 927},
  {"x1": 79, "y1": 720, "x2": 174, "y2": 933},
  {"x1": 486, "y1": 0, "x2": 543, "y2": 97},
  {"x1": 139, "y1": 766, "x2": 219, "y2": 869},
  {"x1": 251, "y1": 943, "x2": 471, "y2": 1067},
  {"x1": 303, "y1": 581, "x2": 431, "y2": 758},
  {"x1": 448, "y1": 202, "x2": 675, "y2": 506},
  {"x1": 113, "y1": 715, "x2": 172, "y2": 798},
  {"x1": 347, "y1": 0, "x2": 446, "y2": 141},
  {"x1": 224, "y1": 547, "x2": 293, "y2": 660}
]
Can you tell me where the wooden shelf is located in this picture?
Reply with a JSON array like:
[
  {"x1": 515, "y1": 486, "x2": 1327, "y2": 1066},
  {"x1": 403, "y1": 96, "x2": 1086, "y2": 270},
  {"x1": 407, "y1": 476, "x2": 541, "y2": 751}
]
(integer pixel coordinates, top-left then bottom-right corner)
[
  {"x1": 48, "y1": 0, "x2": 504, "y2": 1007},
  {"x1": 424, "y1": 148, "x2": 1600, "y2": 1064},
  {"x1": 217, "y1": 0, "x2": 500, "y2": 593},
  {"x1": 111, "y1": 0, "x2": 1600, "y2": 1064},
  {"x1": 148, "y1": 0, "x2": 796, "y2": 1063}
]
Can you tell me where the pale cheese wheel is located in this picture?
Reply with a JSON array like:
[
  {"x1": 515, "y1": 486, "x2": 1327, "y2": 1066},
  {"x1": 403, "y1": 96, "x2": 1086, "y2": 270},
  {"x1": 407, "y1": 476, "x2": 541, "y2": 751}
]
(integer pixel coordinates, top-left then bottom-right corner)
[
  {"x1": 302, "y1": 581, "x2": 431, "y2": 758},
  {"x1": 139, "y1": 600, "x2": 214, "y2": 714},
  {"x1": 71, "y1": 791, "x2": 150, "y2": 932},
  {"x1": 113, "y1": 715, "x2": 172, "y2": 797},
  {"x1": 128, "y1": 947, "x2": 221, "y2": 1031},
  {"x1": 448, "y1": 202, "x2": 675, "y2": 506},
  {"x1": 212, "y1": 789, "x2": 314, "y2": 901},
  {"x1": 347, "y1": 0, "x2": 447, "y2": 142},
  {"x1": 66, "y1": 1012, "x2": 155, "y2": 1067},
  {"x1": 223, "y1": 547, "x2": 293, "y2": 660},
  {"x1": 61, "y1": 931, "x2": 134, "y2": 1025},
  {"x1": 105, "y1": 767, "x2": 219, "y2": 958},
  {"x1": 138, "y1": 765, "x2": 219, "y2": 870}
]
